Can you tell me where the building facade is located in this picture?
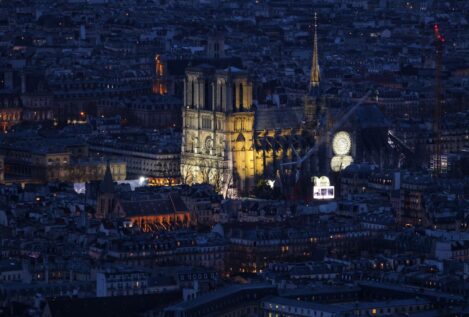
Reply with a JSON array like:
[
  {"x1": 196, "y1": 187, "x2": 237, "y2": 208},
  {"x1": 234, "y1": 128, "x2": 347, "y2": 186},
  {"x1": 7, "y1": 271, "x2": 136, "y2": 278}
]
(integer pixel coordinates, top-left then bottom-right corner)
[
  {"x1": 96, "y1": 266, "x2": 149, "y2": 297},
  {"x1": 180, "y1": 19, "x2": 335, "y2": 197},
  {"x1": 0, "y1": 141, "x2": 125, "y2": 184},
  {"x1": 180, "y1": 66, "x2": 255, "y2": 195},
  {"x1": 0, "y1": 94, "x2": 22, "y2": 132},
  {"x1": 88, "y1": 133, "x2": 180, "y2": 182},
  {"x1": 180, "y1": 65, "x2": 314, "y2": 196}
]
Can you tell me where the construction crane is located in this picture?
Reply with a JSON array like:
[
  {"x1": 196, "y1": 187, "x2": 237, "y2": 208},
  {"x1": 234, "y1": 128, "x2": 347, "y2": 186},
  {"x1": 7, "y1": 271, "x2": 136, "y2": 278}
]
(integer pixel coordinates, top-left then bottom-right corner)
[
  {"x1": 280, "y1": 91, "x2": 371, "y2": 192},
  {"x1": 433, "y1": 23, "x2": 444, "y2": 176},
  {"x1": 387, "y1": 130, "x2": 414, "y2": 167}
]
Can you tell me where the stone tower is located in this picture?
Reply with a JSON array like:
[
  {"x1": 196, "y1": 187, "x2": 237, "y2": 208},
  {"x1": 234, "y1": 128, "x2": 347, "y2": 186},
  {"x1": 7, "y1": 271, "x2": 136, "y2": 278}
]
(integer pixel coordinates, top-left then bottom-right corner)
[
  {"x1": 96, "y1": 162, "x2": 116, "y2": 218},
  {"x1": 206, "y1": 29, "x2": 225, "y2": 59},
  {"x1": 304, "y1": 12, "x2": 321, "y2": 129},
  {"x1": 180, "y1": 65, "x2": 253, "y2": 196}
]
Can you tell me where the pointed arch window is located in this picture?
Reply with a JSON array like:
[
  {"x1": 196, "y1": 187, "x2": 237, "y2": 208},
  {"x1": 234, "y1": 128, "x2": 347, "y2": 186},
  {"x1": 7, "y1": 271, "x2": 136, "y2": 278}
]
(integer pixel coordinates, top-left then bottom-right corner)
[
  {"x1": 191, "y1": 80, "x2": 195, "y2": 106},
  {"x1": 219, "y1": 84, "x2": 223, "y2": 111},
  {"x1": 239, "y1": 83, "x2": 244, "y2": 111},
  {"x1": 232, "y1": 84, "x2": 236, "y2": 110}
]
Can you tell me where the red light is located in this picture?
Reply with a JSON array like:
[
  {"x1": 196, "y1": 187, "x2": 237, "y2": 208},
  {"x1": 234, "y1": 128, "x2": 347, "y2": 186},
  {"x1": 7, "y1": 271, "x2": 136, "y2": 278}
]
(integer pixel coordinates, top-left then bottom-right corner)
[{"x1": 433, "y1": 23, "x2": 445, "y2": 43}]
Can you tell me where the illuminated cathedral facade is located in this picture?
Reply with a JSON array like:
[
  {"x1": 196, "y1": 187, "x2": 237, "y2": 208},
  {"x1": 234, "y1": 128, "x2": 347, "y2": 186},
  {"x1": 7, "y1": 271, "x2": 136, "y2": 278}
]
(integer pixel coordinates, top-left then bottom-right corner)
[
  {"x1": 181, "y1": 15, "x2": 327, "y2": 196},
  {"x1": 180, "y1": 14, "x2": 397, "y2": 197},
  {"x1": 180, "y1": 66, "x2": 255, "y2": 196}
]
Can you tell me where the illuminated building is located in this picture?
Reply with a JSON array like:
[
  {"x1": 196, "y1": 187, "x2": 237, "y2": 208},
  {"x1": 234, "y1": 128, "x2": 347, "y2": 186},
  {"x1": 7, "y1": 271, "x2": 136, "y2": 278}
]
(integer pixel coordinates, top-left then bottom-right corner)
[
  {"x1": 227, "y1": 225, "x2": 315, "y2": 273},
  {"x1": 180, "y1": 64, "x2": 316, "y2": 196},
  {"x1": 96, "y1": 164, "x2": 186, "y2": 224},
  {"x1": 326, "y1": 103, "x2": 395, "y2": 178},
  {"x1": 20, "y1": 74, "x2": 54, "y2": 122},
  {"x1": 96, "y1": 266, "x2": 153, "y2": 297},
  {"x1": 0, "y1": 139, "x2": 125, "y2": 184},
  {"x1": 367, "y1": 170, "x2": 401, "y2": 193},
  {"x1": 303, "y1": 13, "x2": 324, "y2": 133},
  {"x1": 164, "y1": 57, "x2": 242, "y2": 99},
  {"x1": 95, "y1": 164, "x2": 188, "y2": 225},
  {"x1": 180, "y1": 28, "x2": 330, "y2": 197},
  {"x1": 223, "y1": 218, "x2": 372, "y2": 274},
  {"x1": 180, "y1": 16, "x2": 390, "y2": 196},
  {"x1": 101, "y1": 231, "x2": 228, "y2": 272},
  {"x1": 261, "y1": 297, "x2": 350, "y2": 317},
  {"x1": 397, "y1": 175, "x2": 436, "y2": 227},
  {"x1": 262, "y1": 297, "x2": 433, "y2": 317},
  {"x1": 392, "y1": 112, "x2": 469, "y2": 170},
  {"x1": 114, "y1": 193, "x2": 191, "y2": 232},
  {"x1": 180, "y1": 65, "x2": 252, "y2": 195},
  {"x1": 152, "y1": 54, "x2": 167, "y2": 95},
  {"x1": 88, "y1": 130, "x2": 180, "y2": 182},
  {"x1": 0, "y1": 94, "x2": 22, "y2": 132},
  {"x1": 330, "y1": 131, "x2": 354, "y2": 172},
  {"x1": 313, "y1": 175, "x2": 334, "y2": 200},
  {"x1": 147, "y1": 176, "x2": 179, "y2": 187}
]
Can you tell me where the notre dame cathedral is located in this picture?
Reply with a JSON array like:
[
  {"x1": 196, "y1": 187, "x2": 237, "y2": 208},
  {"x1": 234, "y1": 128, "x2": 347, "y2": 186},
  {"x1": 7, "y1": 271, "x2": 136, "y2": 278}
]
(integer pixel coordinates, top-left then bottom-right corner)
[
  {"x1": 180, "y1": 17, "x2": 325, "y2": 197},
  {"x1": 180, "y1": 14, "x2": 396, "y2": 197}
]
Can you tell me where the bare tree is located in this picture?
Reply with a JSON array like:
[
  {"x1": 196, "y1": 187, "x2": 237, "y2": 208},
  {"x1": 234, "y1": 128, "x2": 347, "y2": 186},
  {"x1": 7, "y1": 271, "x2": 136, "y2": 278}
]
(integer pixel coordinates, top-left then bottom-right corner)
[
  {"x1": 181, "y1": 164, "x2": 194, "y2": 184},
  {"x1": 196, "y1": 159, "x2": 226, "y2": 193},
  {"x1": 210, "y1": 161, "x2": 225, "y2": 193},
  {"x1": 199, "y1": 159, "x2": 212, "y2": 184}
]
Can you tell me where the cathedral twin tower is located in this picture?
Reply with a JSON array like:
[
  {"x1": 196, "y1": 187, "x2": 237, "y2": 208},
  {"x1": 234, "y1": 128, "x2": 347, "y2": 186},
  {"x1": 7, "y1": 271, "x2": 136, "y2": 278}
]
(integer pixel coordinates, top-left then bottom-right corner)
[
  {"x1": 183, "y1": 66, "x2": 253, "y2": 113},
  {"x1": 181, "y1": 66, "x2": 255, "y2": 196}
]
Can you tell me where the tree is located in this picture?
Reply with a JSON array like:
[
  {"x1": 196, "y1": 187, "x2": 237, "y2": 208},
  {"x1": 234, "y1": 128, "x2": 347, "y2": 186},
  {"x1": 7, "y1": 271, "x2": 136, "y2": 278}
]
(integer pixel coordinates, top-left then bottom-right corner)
[
  {"x1": 210, "y1": 161, "x2": 225, "y2": 193},
  {"x1": 195, "y1": 159, "x2": 226, "y2": 193},
  {"x1": 181, "y1": 164, "x2": 194, "y2": 184},
  {"x1": 199, "y1": 159, "x2": 212, "y2": 184}
]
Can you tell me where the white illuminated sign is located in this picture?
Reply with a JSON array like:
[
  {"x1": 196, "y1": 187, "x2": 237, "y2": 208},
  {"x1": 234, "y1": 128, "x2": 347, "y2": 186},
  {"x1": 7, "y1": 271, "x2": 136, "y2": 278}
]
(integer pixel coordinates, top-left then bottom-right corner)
[{"x1": 313, "y1": 186, "x2": 335, "y2": 200}]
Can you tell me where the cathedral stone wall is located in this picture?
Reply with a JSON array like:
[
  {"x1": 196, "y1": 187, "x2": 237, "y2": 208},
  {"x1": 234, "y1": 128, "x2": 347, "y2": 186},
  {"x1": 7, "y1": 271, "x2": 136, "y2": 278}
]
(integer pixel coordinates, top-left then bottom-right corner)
[
  {"x1": 181, "y1": 66, "x2": 254, "y2": 196},
  {"x1": 180, "y1": 66, "x2": 314, "y2": 197}
]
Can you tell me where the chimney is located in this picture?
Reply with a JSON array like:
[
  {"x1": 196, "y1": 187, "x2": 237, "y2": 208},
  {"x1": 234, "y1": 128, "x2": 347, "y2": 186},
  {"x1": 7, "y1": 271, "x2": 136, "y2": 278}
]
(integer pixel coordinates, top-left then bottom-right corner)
[{"x1": 21, "y1": 72, "x2": 26, "y2": 94}]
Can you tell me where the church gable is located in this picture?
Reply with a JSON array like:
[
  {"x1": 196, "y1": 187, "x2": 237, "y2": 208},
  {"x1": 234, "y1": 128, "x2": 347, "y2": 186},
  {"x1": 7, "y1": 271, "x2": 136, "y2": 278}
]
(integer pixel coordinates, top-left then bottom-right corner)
[{"x1": 236, "y1": 133, "x2": 245, "y2": 142}]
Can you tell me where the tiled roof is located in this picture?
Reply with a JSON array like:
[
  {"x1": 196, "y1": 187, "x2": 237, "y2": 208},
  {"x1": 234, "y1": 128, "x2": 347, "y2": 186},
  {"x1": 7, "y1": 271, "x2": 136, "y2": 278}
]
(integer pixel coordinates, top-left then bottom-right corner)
[{"x1": 255, "y1": 106, "x2": 303, "y2": 131}]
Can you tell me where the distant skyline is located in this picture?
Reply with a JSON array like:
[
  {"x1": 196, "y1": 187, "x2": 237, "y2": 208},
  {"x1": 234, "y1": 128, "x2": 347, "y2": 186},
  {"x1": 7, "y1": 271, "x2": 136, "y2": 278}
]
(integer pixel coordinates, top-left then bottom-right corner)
[{"x1": 0, "y1": 1, "x2": 468, "y2": 316}]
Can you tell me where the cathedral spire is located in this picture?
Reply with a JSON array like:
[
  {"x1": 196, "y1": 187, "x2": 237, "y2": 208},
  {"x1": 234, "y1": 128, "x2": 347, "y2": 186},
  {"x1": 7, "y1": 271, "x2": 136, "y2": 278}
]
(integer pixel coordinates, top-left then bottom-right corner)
[
  {"x1": 310, "y1": 12, "x2": 320, "y2": 91},
  {"x1": 99, "y1": 160, "x2": 115, "y2": 194}
]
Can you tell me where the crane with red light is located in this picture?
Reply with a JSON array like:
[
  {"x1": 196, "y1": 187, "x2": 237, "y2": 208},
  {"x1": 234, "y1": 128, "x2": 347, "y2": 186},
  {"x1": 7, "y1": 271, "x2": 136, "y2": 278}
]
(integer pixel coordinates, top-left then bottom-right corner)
[{"x1": 433, "y1": 23, "x2": 444, "y2": 176}]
